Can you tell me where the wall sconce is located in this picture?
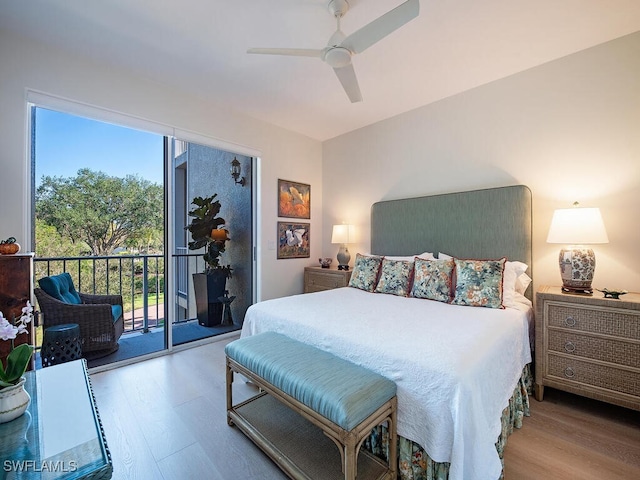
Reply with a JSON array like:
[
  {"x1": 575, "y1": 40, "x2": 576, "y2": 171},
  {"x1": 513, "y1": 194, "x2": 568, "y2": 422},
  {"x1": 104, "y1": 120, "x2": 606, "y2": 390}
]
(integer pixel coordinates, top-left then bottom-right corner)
[
  {"x1": 546, "y1": 202, "x2": 609, "y2": 295},
  {"x1": 331, "y1": 224, "x2": 355, "y2": 270},
  {"x1": 230, "y1": 157, "x2": 246, "y2": 186}
]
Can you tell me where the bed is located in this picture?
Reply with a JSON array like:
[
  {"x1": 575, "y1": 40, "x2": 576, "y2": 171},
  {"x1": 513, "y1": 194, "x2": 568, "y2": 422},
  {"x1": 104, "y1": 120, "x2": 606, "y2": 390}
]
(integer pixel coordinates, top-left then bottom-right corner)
[{"x1": 242, "y1": 185, "x2": 533, "y2": 480}]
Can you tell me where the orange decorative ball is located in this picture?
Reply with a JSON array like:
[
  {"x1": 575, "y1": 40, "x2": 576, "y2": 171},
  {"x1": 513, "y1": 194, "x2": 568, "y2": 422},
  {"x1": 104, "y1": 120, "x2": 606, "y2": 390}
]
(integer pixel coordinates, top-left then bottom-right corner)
[{"x1": 211, "y1": 229, "x2": 229, "y2": 241}]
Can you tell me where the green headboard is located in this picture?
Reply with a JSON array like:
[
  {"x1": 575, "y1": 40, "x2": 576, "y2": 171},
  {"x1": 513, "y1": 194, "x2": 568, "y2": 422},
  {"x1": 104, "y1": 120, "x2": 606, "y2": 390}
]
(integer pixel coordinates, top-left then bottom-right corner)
[{"x1": 371, "y1": 185, "x2": 532, "y2": 298}]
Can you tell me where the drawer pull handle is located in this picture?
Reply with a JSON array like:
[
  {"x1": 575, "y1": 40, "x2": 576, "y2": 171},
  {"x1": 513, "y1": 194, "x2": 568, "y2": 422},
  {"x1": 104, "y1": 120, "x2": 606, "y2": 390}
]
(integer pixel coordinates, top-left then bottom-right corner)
[
  {"x1": 564, "y1": 367, "x2": 575, "y2": 378},
  {"x1": 564, "y1": 316, "x2": 576, "y2": 327},
  {"x1": 564, "y1": 342, "x2": 576, "y2": 353}
]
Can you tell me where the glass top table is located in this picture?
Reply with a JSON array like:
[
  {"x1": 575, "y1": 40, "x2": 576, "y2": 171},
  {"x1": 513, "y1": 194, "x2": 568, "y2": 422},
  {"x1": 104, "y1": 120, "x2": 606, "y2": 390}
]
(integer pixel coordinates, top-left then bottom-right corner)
[{"x1": 0, "y1": 360, "x2": 112, "y2": 480}]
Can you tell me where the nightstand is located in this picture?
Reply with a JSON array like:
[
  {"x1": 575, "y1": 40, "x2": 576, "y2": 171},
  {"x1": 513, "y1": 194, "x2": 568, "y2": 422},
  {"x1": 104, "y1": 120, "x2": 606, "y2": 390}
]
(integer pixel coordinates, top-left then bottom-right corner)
[
  {"x1": 535, "y1": 285, "x2": 640, "y2": 411},
  {"x1": 304, "y1": 266, "x2": 352, "y2": 293}
]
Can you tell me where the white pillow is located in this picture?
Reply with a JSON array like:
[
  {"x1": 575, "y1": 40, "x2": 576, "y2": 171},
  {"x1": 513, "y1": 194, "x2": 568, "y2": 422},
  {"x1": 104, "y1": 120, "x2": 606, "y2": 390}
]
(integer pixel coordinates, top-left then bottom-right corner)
[
  {"x1": 503, "y1": 261, "x2": 529, "y2": 308},
  {"x1": 515, "y1": 272, "x2": 532, "y2": 295},
  {"x1": 512, "y1": 291, "x2": 532, "y2": 308}
]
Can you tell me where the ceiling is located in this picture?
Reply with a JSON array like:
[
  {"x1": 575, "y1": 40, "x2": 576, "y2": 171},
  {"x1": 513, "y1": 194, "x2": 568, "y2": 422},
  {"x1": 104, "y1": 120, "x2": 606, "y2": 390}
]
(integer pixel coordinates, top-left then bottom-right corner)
[{"x1": 2, "y1": 0, "x2": 640, "y2": 141}]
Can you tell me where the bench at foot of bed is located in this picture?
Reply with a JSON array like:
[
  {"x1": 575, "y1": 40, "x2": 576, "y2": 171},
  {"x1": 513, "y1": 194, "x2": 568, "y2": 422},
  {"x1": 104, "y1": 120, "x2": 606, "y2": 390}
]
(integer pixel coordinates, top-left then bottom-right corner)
[{"x1": 225, "y1": 332, "x2": 398, "y2": 480}]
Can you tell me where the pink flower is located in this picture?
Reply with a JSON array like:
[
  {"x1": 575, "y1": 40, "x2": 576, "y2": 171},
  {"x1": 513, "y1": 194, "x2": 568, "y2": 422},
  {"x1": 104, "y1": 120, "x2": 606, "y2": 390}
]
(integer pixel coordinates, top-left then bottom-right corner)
[
  {"x1": 0, "y1": 315, "x2": 18, "y2": 341},
  {"x1": 21, "y1": 302, "x2": 33, "y2": 320},
  {"x1": 0, "y1": 302, "x2": 33, "y2": 341}
]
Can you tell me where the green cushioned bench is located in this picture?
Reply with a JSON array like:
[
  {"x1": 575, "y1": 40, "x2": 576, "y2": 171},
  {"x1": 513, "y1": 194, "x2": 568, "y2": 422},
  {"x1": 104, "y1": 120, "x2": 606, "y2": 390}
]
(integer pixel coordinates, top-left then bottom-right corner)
[{"x1": 225, "y1": 332, "x2": 398, "y2": 480}]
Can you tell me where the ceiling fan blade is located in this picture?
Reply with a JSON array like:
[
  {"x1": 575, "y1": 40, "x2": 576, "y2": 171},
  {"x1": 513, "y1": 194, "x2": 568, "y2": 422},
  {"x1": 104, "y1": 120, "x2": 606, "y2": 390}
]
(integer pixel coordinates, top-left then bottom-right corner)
[
  {"x1": 247, "y1": 48, "x2": 323, "y2": 58},
  {"x1": 340, "y1": 0, "x2": 419, "y2": 54},
  {"x1": 333, "y1": 64, "x2": 362, "y2": 103}
]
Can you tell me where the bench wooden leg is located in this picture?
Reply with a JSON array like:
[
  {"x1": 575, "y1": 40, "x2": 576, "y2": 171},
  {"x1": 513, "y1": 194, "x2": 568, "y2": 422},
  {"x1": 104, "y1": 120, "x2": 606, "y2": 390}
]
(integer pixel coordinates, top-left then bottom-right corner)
[
  {"x1": 389, "y1": 398, "x2": 398, "y2": 478},
  {"x1": 324, "y1": 432, "x2": 358, "y2": 480},
  {"x1": 226, "y1": 359, "x2": 234, "y2": 426},
  {"x1": 344, "y1": 435, "x2": 357, "y2": 480}
]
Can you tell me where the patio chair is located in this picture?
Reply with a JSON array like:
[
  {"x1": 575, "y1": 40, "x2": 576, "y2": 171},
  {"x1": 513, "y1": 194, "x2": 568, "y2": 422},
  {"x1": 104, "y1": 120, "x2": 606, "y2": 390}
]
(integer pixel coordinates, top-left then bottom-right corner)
[{"x1": 34, "y1": 273, "x2": 124, "y2": 359}]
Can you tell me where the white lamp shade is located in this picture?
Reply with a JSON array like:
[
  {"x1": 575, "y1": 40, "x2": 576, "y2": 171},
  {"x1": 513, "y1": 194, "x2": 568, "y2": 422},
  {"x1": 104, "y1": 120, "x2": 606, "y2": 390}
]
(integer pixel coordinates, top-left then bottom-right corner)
[
  {"x1": 331, "y1": 224, "x2": 354, "y2": 244},
  {"x1": 546, "y1": 207, "x2": 609, "y2": 244}
]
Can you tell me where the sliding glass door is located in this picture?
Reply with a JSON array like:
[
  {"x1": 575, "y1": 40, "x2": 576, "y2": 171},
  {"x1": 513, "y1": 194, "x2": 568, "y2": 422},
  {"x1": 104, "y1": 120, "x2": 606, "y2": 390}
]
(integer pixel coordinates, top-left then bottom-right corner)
[
  {"x1": 170, "y1": 139, "x2": 253, "y2": 346},
  {"x1": 32, "y1": 106, "x2": 168, "y2": 367},
  {"x1": 29, "y1": 97, "x2": 255, "y2": 367}
]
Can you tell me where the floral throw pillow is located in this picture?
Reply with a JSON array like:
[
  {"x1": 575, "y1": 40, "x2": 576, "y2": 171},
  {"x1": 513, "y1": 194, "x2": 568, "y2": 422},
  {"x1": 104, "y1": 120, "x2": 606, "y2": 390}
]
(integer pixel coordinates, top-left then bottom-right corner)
[
  {"x1": 375, "y1": 258, "x2": 414, "y2": 296},
  {"x1": 411, "y1": 258, "x2": 454, "y2": 303},
  {"x1": 452, "y1": 258, "x2": 506, "y2": 308},
  {"x1": 348, "y1": 254, "x2": 383, "y2": 292}
]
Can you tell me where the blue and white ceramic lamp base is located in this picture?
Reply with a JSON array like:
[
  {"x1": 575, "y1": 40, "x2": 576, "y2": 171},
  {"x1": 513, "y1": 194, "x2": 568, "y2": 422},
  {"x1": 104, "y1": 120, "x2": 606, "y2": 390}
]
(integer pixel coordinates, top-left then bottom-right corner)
[{"x1": 559, "y1": 246, "x2": 596, "y2": 294}]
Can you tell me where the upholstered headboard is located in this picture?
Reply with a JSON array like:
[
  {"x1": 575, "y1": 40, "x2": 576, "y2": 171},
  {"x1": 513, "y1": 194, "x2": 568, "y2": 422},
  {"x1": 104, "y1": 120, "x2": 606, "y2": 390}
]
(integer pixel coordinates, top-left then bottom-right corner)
[{"x1": 371, "y1": 185, "x2": 532, "y2": 298}]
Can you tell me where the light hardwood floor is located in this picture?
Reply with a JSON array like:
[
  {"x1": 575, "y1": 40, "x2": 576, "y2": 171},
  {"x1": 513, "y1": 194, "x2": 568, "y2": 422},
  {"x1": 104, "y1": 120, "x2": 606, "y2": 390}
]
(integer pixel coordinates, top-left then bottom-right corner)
[{"x1": 90, "y1": 336, "x2": 640, "y2": 480}]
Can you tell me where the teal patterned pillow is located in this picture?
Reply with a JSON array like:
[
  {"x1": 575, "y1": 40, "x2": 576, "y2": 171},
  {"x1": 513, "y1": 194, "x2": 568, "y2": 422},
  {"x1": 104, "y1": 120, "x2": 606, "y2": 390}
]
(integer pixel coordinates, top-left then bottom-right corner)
[
  {"x1": 452, "y1": 258, "x2": 506, "y2": 308},
  {"x1": 375, "y1": 258, "x2": 414, "y2": 296},
  {"x1": 348, "y1": 254, "x2": 383, "y2": 292},
  {"x1": 410, "y1": 258, "x2": 454, "y2": 302}
]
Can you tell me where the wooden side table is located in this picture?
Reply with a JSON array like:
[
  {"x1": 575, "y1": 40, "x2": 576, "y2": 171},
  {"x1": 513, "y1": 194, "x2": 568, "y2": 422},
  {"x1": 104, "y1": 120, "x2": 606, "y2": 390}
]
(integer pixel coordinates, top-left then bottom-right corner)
[
  {"x1": 535, "y1": 285, "x2": 640, "y2": 411},
  {"x1": 304, "y1": 266, "x2": 352, "y2": 293}
]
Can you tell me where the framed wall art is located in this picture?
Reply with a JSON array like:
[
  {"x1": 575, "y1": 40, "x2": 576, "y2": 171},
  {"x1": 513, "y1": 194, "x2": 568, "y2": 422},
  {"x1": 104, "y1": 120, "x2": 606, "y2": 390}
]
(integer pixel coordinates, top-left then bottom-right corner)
[
  {"x1": 278, "y1": 179, "x2": 310, "y2": 219},
  {"x1": 277, "y1": 222, "x2": 310, "y2": 259}
]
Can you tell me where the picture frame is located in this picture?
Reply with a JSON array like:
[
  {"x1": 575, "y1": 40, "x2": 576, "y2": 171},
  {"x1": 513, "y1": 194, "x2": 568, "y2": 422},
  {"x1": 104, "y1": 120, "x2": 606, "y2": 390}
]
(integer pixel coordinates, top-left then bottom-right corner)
[
  {"x1": 277, "y1": 222, "x2": 310, "y2": 259},
  {"x1": 278, "y1": 179, "x2": 310, "y2": 219}
]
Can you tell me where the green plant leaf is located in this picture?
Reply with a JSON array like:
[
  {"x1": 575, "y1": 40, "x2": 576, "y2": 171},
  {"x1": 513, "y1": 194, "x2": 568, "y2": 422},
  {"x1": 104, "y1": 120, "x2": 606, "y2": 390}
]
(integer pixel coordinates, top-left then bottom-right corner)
[
  {"x1": 185, "y1": 194, "x2": 230, "y2": 272},
  {"x1": 0, "y1": 344, "x2": 34, "y2": 386}
]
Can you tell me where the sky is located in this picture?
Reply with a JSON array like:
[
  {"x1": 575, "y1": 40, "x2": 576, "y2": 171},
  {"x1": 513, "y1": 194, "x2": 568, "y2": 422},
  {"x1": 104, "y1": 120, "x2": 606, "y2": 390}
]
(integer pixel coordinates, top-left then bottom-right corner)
[{"x1": 34, "y1": 108, "x2": 164, "y2": 187}]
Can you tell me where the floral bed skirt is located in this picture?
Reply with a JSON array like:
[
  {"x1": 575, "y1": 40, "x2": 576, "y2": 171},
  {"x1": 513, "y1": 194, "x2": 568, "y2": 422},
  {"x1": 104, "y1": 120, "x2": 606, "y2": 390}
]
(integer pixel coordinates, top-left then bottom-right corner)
[{"x1": 364, "y1": 364, "x2": 532, "y2": 480}]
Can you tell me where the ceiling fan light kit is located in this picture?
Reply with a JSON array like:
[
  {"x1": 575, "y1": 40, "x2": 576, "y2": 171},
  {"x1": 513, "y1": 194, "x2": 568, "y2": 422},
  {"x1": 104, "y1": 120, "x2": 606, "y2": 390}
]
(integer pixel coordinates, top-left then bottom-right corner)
[
  {"x1": 248, "y1": 0, "x2": 420, "y2": 103},
  {"x1": 324, "y1": 47, "x2": 351, "y2": 69}
]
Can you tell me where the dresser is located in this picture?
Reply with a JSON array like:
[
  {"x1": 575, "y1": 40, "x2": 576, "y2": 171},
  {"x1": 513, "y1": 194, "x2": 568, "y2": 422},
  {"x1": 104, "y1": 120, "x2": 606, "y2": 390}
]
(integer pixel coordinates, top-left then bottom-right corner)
[
  {"x1": 304, "y1": 266, "x2": 352, "y2": 293},
  {"x1": 0, "y1": 253, "x2": 35, "y2": 364},
  {"x1": 535, "y1": 285, "x2": 640, "y2": 411}
]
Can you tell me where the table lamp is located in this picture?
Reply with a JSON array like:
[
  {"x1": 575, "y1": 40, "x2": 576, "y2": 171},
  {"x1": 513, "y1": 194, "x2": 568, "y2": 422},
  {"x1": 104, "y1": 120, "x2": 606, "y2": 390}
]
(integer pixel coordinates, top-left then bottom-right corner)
[
  {"x1": 331, "y1": 224, "x2": 354, "y2": 271},
  {"x1": 546, "y1": 202, "x2": 608, "y2": 295}
]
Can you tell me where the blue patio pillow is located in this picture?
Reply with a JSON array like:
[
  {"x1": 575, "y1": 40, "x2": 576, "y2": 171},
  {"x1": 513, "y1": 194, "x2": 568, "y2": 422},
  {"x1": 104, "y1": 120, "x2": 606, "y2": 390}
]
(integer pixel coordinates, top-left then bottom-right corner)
[
  {"x1": 38, "y1": 273, "x2": 82, "y2": 304},
  {"x1": 111, "y1": 304, "x2": 123, "y2": 322}
]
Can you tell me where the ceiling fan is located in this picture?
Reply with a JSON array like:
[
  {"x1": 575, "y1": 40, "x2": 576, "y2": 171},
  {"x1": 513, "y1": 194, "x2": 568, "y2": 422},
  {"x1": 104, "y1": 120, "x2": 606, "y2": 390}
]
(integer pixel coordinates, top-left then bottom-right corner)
[{"x1": 247, "y1": 0, "x2": 420, "y2": 103}]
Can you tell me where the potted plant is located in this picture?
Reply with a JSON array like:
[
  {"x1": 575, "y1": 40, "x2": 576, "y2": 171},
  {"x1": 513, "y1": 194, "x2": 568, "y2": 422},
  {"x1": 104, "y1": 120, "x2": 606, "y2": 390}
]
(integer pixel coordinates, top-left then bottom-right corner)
[
  {"x1": 0, "y1": 302, "x2": 34, "y2": 424},
  {"x1": 185, "y1": 194, "x2": 232, "y2": 327}
]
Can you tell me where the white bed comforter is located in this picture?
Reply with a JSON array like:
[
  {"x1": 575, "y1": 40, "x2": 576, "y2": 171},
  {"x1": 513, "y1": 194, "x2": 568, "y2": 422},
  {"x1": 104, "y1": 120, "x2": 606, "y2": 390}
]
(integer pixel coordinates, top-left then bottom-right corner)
[{"x1": 241, "y1": 287, "x2": 532, "y2": 480}]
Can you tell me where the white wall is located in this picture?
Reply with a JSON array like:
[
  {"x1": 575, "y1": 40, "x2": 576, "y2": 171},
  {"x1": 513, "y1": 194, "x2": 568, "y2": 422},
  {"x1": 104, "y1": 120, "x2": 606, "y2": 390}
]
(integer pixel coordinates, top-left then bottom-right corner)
[
  {"x1": 3, "y1": 27, "x2": 639, "y2": 301},
  {"x1": 0, "y1": 30, "x2": 322, "y2": 301},
  {"x1": 322, "y1": 32, "x2": 640, "y2": 294}
]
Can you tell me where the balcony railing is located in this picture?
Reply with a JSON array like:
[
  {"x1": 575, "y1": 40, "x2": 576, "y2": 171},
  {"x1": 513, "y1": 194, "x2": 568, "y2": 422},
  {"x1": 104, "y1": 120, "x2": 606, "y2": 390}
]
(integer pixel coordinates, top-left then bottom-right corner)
[{"x1": 34, "y1": 253, "x2": 207, "y2": 337}]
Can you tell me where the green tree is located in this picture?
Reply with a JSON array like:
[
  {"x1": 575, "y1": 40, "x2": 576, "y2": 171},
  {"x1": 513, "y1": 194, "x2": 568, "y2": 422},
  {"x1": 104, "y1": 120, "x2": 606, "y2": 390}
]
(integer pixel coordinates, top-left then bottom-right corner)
[
  {"x1": 125, "y1": 226, "x2": 163, "y2": 253},
  {"x1": 34, "y1": 218, "x2": 87, "y2": 257},
  {"x1": 36, "y1": 168, "x2": 163, "y2": 256}
]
